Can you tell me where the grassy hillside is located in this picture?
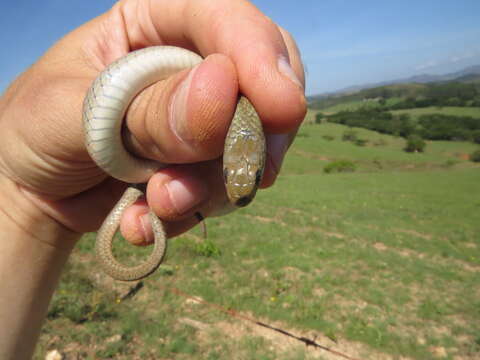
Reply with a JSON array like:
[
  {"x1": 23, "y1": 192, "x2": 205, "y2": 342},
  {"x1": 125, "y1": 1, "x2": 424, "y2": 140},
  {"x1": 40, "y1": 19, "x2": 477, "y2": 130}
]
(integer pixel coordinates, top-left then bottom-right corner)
[
  {"x1": 391, "y1": 106, "x2": 480, "y2": 118},
  {"x1": 309, "y1": 83, "x2": 426, "y2": 110},
  {"x1": 310, "y1": 80, "x2": 480, "y2": 112},
  {"x1": 35, "y1": 122, "x2": 480, "y2": 360}
]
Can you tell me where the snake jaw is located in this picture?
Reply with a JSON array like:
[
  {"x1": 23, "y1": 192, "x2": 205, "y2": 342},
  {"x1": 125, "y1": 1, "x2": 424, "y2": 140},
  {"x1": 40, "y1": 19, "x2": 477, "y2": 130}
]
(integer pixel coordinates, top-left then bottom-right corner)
[{"x1": 235, "y1": 196, "x2": 253, "y2": 207}]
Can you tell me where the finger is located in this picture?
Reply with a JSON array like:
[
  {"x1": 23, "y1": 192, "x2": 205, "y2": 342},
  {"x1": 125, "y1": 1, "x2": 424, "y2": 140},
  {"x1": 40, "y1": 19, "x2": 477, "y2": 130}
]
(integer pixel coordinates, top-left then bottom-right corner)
[
  {"x1": 99, "y1": 0, "x2": 306, "y2": 134},
  {"x1": 119, "y1": 200, "x2": 203, "y2": 245},
  {"x1": 123, "y1": 53, "x2": 238, "y2": 164},
  {"x1": 261, "y1": 26, "x2": 306, "y2": 188},
  {"x1": 120, "y1": 160, "x2": 228, "y2": 244}
]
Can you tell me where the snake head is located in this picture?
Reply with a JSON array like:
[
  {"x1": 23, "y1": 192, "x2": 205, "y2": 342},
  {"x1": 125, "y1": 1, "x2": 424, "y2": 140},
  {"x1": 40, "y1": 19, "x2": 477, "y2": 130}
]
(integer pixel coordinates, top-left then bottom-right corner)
[
  {"x1": 223, "y1": 97, "x2": 266, "y2": 208},
  {"x1": 223, "y1": 160, "x2": 264, "y2": 207}
]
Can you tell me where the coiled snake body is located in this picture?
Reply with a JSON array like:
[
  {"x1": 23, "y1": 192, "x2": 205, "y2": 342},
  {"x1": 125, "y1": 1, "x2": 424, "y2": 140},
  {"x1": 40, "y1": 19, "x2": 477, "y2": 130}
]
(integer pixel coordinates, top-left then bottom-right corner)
[{"x1": 83, "y1": 46, "x2": 266, "y2": 281}]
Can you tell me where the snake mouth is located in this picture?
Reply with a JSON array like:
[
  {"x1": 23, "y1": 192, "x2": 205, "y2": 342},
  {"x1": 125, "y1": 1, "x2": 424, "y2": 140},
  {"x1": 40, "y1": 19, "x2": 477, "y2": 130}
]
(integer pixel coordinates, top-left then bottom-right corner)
[{"x1": 235, "y1": 196, "x2": 253, "y2": 207}]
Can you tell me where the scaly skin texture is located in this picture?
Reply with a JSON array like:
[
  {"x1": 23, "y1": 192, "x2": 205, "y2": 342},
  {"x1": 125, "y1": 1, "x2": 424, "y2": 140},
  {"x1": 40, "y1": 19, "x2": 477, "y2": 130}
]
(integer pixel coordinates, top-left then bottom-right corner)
[
  {"x1": 223, "y1": 96, "x2": 266, "y2": 207},
  {"x1": 84, "y1": 46, "x2": 266, "y2": 281},
  {"x1": 94, "y1": 187, "x2": 166, "y2": 281}
]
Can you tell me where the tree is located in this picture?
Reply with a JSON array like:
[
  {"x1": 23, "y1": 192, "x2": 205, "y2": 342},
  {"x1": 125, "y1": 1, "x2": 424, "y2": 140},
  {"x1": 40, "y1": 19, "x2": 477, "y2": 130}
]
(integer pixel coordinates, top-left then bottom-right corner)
[
  {"x1": 315, "y1": 112, "x2": 324, "y2": 124},
  {"x1": 470, "y1": 149, "x2": 480, "y2": 163},
  {"x1": 404, "y1": 135, "x2": 426, "y2": 153}
]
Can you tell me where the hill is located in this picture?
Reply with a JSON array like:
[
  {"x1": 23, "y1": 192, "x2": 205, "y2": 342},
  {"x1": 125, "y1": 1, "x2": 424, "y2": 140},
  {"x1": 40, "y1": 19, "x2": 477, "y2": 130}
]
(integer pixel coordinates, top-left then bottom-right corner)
[
  {"x1": 308, "y1": 64, "x2": 480, "y2": 105},
  {"x1": 309, "y1": 78, "x2": 480, "y2": 113}
]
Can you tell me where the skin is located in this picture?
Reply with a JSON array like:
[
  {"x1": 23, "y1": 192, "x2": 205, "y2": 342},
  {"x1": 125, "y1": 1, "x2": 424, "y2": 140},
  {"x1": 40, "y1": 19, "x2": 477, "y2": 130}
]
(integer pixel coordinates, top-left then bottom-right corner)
[{"x1": 0, "y1": 0, "x2": 306, "y2": 358}]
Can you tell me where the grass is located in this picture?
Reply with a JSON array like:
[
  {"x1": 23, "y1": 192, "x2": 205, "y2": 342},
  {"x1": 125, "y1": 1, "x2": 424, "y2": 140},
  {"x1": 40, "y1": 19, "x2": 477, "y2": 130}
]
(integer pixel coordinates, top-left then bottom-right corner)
[
  {"x1": 391, "y1": 106, "x2": 480, "y2": 119},
  {"x1": 317, "y1": 97, "x2": 404, "y2": 114},
  {"x1": 35, "y1": 120, "x2": 480, "y2": 360}
]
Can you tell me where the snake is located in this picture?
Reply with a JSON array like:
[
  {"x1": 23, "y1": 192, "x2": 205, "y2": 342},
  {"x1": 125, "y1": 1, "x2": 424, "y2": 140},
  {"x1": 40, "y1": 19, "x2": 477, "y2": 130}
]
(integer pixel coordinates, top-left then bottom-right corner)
[{"x1": 83, "y1": 46, "x2": 266, "y2": 281}]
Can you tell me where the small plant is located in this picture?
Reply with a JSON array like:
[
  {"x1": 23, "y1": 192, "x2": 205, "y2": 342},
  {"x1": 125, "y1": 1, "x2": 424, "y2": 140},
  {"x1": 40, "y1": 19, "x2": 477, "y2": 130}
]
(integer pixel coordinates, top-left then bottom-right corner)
[
  {"x1": 442, "y1": 159, "x2": 459, "y2": 168},
  {"x1": 373, "y1": 139, "x2": 388, "y2": 147},
  {"x1": 354, "y1": 138, "x2": 368, "y2": 147},
  {"x1": 322, "y1": 135, "x2": 335, "y2": 141},
  {"x1": 324, "y1": 160, "x2": 356, "y2": 174},
  {"x1": 342, "y1": 129, "x2": 357, "y2": 142},
  {"x1": 404, "y1": 135, "x2": 426, "y2": 153},
  {"x1": 296, "y1": 131, "x2": 309, "y2": 138},
  {"x1": 470, "y1": 149, "x2": 480, "y2": 163},
  {"x1": 195, "y1": 239, "x2": 221, "y2": 257}
]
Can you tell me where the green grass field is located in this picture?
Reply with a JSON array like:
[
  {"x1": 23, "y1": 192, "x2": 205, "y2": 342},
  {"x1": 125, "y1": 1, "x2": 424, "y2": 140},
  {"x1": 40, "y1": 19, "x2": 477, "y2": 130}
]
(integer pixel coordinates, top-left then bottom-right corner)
[
  {"x1": 390, "y1": 106, "x2": 480, "y2": 119},
  {"x1": 316, "y1": 98, "x2": 404, "y2": 114},
  {"x1": 35, "y1": 120, "x2": 480, "y2": 359}
]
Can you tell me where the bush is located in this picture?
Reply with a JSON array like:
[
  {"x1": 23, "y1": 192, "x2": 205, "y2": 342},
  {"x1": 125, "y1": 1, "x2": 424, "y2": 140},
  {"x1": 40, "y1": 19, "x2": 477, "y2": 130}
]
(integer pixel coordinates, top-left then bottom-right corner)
[
  {"x1": 324, "y1": 160, "x2": 356, "y2": 174},
  {"x1": 470, "y1": 149, "x2": 480, "y2": 163},
  {"x1": 373, "y1": 139, "x2": 388, "y2": 147},
  {"x1": 194, "y1": 239, "x2": 221, "y2": 257},
  {"x1": 404, "y1": 135, "x2": 426, "y2": 153},
  {"x1": 442, "y1": 159, "x2": 459, "y2": 168},
  {"x1": 472, "y1": 130, "x2": 480, "y2": 144},
  {"x1": 315, "y1": 112, "x2": 325, "y2": 124},
  {"x1": 354, "y1": 138, "x2": 368, "y2": 147},
  {"x1": 342, "y1": 130, "x2": 357, "y2": 142}
]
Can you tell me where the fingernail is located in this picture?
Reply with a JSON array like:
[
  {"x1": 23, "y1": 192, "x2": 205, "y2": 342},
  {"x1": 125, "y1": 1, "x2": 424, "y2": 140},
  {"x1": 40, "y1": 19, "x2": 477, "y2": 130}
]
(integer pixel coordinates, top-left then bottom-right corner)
[
  {"x1": 278, "y1": 55, "x2": 303, "y2": 89},
  {"x1": 139, "y1": 213, "x2": 153, "y2": 244},
  {"x1": 267, "y1": 134, "x2": 290, "y2": 175},
  {"x1": 169, "y1": 65, "x2": 199, "y2": 142},
  {"x1": 165, "y1": 178, "x2": 203, "y2": 215}
]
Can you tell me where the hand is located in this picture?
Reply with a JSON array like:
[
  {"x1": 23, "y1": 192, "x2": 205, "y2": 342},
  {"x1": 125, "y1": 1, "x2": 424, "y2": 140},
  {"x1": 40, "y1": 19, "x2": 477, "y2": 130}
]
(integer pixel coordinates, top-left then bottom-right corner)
[{"x1": 0, "y1": 0, "x2": 306, "y2": 245}]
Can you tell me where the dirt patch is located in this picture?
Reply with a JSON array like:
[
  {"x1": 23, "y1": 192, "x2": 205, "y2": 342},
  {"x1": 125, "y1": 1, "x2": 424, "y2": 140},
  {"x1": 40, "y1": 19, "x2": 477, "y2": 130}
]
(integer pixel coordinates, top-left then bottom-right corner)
[
  {"x1": 246, "y1": 214, "x2": 288, "y2": 227},
  {"x1": 370, "y1": 241, "x2": 479, "y2": 273},
  {"x1": 394, "y1": 228, "x2": 432, "y2": 240},
  {"x1": 456, "y1": 153, "x2": 470, "y2": 161},
  {"x1": 292, "y1": 149, "x2": 331, "y2": 161},
  {"x1": 373, "y1": 242, "x2": 388, "y2": 251},
  {"x1": 194, "y1": 317, "x2": 409, "y2": 360}
]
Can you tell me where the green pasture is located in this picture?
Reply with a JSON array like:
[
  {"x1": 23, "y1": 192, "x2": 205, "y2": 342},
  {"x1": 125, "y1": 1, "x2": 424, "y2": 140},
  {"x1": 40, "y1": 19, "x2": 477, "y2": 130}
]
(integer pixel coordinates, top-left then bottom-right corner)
[
  {"x1": 316, "y1": 97, "x2": 403, "y2": 114},
  {"x1": 390, "y1": 106, "x2": 480, "y2": 119},
  {"x1": 36, "y1": 121, "x2": 480, "y2": 360}
]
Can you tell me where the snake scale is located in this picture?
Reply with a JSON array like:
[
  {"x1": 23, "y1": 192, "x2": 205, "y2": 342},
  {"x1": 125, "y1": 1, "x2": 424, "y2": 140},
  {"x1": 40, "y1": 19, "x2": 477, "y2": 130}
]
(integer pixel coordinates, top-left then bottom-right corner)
[{"x1": 83, "y1": 46, "x2": 266, "y2": 281}]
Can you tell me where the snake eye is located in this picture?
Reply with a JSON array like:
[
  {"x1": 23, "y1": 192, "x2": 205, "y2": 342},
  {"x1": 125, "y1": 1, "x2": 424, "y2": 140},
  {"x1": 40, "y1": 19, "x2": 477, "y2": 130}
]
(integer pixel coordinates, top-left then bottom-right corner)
[{"x1": 255, "y1": 169, "x2": 262, "y2": 186}]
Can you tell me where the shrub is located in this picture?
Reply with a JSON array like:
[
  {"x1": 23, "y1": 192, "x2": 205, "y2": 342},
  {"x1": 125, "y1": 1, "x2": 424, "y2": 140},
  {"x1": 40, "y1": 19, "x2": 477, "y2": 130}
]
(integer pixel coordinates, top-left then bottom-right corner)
[
  {"x1": 342, "y1": 130, "x2": 357, "y2": 142},
  {"x1": 373, "y1": 139, "x2": 388, "y2": 147},
  {"x1": 470, "y1": 149, "x2": 480, "y2": 163},
  {"x1": 404, "y1": 135, "x2": 426, "y2": 153},
  {"x1": 194, "y1": 239, "x2": 221, "y2": 257},
  {"x1": 354, "y1": 138, "x2": 368, "y2": 147},
  {"x1": 315, "y1": 112, "x2": 324, "y2": 124},
  {"x1": 472, "y1": 130, "x2": 480, "y2": 144},
  {"x1": 324, "y1": 160, "x2": 356, "y2": 174},
  {"x1": 442, "y1": 159, "x2": 459, "y2": 168}
]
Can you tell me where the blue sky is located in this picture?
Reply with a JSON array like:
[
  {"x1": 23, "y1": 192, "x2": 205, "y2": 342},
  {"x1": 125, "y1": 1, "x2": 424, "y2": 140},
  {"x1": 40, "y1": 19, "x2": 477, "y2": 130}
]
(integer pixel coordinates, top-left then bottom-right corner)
[{"x1": 1, "y1": 0, "x2": 479, "y2": 95}]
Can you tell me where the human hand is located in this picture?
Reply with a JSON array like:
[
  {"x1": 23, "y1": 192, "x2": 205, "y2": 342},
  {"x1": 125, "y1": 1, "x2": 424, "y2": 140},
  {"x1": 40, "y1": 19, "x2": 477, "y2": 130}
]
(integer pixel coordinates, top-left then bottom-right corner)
[{"x1": 0, "y1": 0, "x2": 306, "y2": 244}]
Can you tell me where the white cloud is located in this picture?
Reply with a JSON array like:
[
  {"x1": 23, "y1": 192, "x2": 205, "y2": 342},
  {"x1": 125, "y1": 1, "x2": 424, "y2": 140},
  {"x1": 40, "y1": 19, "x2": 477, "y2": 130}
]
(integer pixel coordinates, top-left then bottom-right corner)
[{"x1": 415, "y1": 60, "x2": 440, "y2": 71}]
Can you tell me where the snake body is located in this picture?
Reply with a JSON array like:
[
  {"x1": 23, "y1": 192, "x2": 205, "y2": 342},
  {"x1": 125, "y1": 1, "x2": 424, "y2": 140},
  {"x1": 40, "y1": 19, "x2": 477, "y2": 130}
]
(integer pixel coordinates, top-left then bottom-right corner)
[{"x1": 83, "y1": 46, "x2": 266, "y2": 281}]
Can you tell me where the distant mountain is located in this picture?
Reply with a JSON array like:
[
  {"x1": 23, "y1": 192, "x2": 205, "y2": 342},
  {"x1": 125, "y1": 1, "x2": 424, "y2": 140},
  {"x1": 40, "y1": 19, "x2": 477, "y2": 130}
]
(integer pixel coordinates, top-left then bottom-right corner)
[{"x1": 308, "y1": 65, "x2": 480, "y2": 103}]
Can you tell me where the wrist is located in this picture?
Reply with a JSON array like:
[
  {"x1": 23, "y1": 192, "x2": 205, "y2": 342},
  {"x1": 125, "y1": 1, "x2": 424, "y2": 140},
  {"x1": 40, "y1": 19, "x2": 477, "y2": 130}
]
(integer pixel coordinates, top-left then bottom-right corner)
[{"x1": 0, "y1": 175, "x2": 79, "y2": 359}]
